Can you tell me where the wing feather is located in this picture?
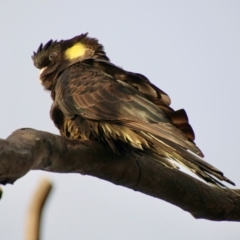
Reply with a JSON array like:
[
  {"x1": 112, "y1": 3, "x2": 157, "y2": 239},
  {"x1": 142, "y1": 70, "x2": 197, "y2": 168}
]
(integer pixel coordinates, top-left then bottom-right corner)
[
  {"x1": 55, "y1": 63, "x2": 201, "y2": 156},
  {"x1": 86, "y1": 59, "x2": 196, "y2": 142},
  {"x1": 54, "y1": 62, "x2": 234, "y2": 186}
]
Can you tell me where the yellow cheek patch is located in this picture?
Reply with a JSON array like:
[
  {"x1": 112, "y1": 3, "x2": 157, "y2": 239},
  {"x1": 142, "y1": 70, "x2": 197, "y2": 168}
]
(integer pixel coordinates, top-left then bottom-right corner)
[{"x1": 64, "y1": 43, "x2": 87, "y2": 60}]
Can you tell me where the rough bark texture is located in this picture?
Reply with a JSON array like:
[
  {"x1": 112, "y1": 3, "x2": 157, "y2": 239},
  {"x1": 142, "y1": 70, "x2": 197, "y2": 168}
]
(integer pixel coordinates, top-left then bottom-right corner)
[{"x1": 0, "y1": 128, "x2": 240, "y2": 221}]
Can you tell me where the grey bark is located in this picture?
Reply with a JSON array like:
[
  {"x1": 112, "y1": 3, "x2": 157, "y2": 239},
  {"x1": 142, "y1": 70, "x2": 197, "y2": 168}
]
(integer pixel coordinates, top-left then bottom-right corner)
[{"x1": 0, "y1": 128, "x2": 240, "y2": 221}]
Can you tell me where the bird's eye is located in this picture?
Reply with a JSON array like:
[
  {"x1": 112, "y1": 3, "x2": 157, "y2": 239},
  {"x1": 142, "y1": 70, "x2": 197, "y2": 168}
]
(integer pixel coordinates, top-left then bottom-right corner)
[{"x1": 49, "y1": 52, "x2": 57, "y2": 61}]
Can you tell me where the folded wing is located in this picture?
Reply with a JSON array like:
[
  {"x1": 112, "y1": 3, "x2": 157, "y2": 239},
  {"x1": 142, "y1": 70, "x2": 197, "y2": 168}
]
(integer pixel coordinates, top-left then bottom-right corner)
[{"x1": 54, "y1": 62, "x2": 234, "y2": 186}]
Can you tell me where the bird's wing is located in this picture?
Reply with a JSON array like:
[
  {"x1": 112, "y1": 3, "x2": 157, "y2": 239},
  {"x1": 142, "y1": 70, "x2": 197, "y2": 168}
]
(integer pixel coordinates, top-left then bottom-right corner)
[
  {"x1": 55, "y1": 63, "x2": 234, "y2": 186},
  {"x1": 87, "y1": 59, "x2": 196, "y2": 143},
  {"x1": 89, "y1": 59, "x2": 171, "y2": 106},
  {"x1": 55, "y1": 63, "x2": 199, "y2": 154}
]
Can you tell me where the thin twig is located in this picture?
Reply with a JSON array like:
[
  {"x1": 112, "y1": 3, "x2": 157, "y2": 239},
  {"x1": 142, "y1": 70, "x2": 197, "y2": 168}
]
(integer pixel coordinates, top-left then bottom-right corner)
[{"x1": 25, "y1": 178, "x2": 53, "y2": 240}]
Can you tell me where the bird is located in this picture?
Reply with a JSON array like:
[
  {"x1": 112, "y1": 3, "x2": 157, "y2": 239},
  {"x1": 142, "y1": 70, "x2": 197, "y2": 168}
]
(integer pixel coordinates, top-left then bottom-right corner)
[{"x1": 32, "y1": 33, "x2": 235, "y2": 187}]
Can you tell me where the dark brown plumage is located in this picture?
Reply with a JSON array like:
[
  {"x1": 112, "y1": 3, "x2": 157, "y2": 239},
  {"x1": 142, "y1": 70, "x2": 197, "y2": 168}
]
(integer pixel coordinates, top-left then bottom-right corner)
[{"x1": 32, "y1": 33, "x2": 235, "y2": 187}]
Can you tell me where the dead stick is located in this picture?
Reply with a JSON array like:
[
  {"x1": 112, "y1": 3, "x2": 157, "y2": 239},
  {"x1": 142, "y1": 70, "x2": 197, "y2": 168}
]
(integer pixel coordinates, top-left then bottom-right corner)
[{"x1": 25, "y1": 178, "x2": 53, "y2": 240}]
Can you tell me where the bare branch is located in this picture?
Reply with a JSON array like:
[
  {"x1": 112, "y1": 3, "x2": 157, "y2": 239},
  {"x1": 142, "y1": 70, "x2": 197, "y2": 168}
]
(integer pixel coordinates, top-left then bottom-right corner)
[
  {"x1": 0, "y1": 128, "x2": 240, "y2": 221},
  {"x1": 25, "y1": 178, "x2": 53, "y2": 240}
]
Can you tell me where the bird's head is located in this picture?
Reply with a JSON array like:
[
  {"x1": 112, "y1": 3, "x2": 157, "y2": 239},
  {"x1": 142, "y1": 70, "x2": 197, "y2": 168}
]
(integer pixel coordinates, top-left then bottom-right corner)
[{"x1": 32, "y1": 33, "x2": 109, "y2": 90}]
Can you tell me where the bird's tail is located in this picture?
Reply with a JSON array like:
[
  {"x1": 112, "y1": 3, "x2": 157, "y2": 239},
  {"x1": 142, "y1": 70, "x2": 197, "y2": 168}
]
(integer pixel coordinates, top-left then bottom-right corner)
[
  {"x1": 99, "y1": 121, "x2": 235, "y2": 187},
  {"x1": 137, "y1": 130, "x2": 235, "y2": 187}
]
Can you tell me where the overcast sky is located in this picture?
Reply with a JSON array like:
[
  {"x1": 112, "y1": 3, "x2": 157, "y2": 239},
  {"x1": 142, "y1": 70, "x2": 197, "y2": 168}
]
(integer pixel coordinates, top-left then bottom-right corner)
[{"x1": 1, "y1": 1, "x2": 240, "y2": 239}]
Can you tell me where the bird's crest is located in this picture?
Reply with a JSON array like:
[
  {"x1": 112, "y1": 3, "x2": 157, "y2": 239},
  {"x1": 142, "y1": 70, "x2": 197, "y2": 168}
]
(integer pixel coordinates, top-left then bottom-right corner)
[
  {"x1": 32, "y1": 33, "x2": 109, "y2": 69},
  {"x1": 32, "y1": 39, "x2": 59, "y2": 69}
]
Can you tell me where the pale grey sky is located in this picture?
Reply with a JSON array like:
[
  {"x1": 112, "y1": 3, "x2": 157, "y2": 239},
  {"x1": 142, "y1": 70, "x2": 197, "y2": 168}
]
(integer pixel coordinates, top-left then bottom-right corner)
[{"x1": 1, "y1": 1, "x2": 240, "y2": 239}]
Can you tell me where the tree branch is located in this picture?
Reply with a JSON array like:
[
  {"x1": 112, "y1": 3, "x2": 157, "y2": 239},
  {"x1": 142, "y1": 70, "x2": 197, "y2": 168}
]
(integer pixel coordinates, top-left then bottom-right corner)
[
  {"x1": 25, "y1": 178, "x2": 53, "y2": 240},
  {"x1": 0, "y1": 128, "x2": 240, "y2": 221}
]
